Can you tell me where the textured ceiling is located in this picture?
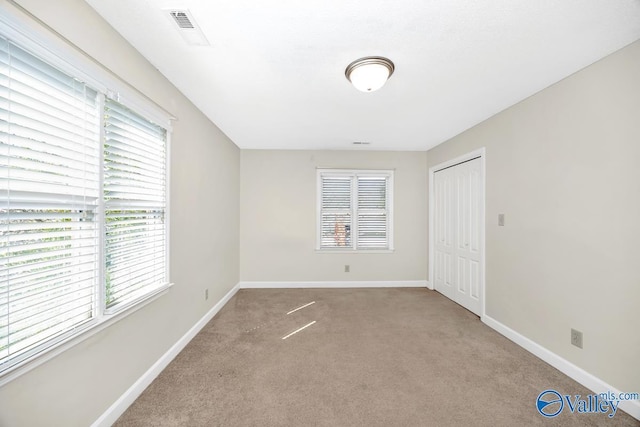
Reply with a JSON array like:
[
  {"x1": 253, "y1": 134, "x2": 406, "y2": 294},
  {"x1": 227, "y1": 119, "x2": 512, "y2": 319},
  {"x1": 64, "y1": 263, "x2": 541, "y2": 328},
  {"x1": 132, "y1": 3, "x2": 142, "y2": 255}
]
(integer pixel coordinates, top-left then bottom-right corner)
[{"x1": 86, "y1": 0, "x2": 640, "y2": 151}]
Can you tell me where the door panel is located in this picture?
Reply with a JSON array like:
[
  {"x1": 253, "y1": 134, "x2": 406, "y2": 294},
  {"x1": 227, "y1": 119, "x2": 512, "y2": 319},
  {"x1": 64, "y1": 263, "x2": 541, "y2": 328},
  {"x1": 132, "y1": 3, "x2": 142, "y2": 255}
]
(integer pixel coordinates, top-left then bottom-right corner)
[
  {"x1": 433, "y1": 166, "x2": 455, "y2": 300},
  {"x1": 433, "y1": 157, "x2": 482, "y2": 315},
  {"x1": 470, "y1": 260, "x2": 480, "y2": 299},
  {"x1": 470, "y1": 168, "x2": 480, "y2": 254},
  {"x1": 457, "y1": 256, "x2": 466, "y2": 293}
]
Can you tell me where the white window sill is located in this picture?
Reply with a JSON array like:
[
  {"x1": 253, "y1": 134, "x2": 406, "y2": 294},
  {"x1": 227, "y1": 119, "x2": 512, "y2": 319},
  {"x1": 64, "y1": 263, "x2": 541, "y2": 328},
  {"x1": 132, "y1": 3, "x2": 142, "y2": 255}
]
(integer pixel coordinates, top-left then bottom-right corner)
[
  {"x1": 315, "y1": 249, "x2": 395, "y2": 254},
  {"x1": 0, "y1": 283, "x2": 174, "y2": 387}
]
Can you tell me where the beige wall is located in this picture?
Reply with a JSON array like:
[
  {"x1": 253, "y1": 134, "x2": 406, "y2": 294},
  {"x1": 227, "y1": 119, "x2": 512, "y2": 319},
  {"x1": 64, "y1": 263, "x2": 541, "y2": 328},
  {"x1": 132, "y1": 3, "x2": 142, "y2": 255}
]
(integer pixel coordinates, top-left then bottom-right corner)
[
  {"x1": 240, "y1": 150, "x2": 427, "y2": 282},
  {"x1": 427, "y1": 40, "x2": 640, "y2": 393},
  {"x1": 0, "y1": 1, "x2": 240, "y2": 426},
  {"x1": 1, "y1": 0, "x2": 638, "y2": 424}
]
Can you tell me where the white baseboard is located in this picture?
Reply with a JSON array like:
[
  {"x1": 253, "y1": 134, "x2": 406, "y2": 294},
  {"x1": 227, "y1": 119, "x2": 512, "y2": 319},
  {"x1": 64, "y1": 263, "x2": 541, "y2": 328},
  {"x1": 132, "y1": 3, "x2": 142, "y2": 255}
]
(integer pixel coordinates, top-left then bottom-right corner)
[
  {"x1": 482, "y1": 315, "x2": 640, "y2": 421},
  {"x1": 239, "y1": 280, "x2": 429, "y2": 289},
  {"x1": 91, "y1": 283, "x2": 241, "y2": 427}
]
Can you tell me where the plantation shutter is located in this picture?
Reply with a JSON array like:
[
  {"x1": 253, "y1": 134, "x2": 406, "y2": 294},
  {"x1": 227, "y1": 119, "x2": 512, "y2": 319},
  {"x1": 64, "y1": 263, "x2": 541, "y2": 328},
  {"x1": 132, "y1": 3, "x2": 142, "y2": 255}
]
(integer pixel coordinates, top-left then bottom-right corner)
[
  {"x1": 103, "y1": 98, "x2": 167, "y2": 312},
  {"x1": 318, "y1": 170, "x2": 392, "y2": 251},
  {"x1": 0, "y1": 37, "x2": 101, "y2": 369},
  {"x1": 356, "y1": 175, "x2": 389, "y2": 249},
  {"x1": 319, "y1": 174, "x2": 352, "y2": 249}
]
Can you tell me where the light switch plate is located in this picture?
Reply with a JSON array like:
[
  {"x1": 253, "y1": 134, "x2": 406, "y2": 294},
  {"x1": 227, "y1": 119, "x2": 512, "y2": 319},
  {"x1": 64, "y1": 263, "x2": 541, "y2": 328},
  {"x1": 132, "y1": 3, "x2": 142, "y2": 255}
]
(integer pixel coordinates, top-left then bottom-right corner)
[{"x1": 498, "y1": 214, "x2": 505, "y2": 226}]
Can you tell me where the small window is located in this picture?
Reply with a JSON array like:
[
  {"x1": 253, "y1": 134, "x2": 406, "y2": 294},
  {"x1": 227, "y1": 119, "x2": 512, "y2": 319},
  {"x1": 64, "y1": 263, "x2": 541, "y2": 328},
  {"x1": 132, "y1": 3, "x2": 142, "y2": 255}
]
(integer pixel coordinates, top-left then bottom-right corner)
[{"x1": 317, "y1": 169, "x2": 393, "y2": 251}]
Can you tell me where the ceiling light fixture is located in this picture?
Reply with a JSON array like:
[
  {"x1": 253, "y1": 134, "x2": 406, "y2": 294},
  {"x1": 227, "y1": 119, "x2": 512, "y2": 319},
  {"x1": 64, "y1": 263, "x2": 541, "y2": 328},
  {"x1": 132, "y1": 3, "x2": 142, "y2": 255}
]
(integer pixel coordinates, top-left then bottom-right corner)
[{"x1": 345, "y1": 56, "x2": 395, "y2": 92}]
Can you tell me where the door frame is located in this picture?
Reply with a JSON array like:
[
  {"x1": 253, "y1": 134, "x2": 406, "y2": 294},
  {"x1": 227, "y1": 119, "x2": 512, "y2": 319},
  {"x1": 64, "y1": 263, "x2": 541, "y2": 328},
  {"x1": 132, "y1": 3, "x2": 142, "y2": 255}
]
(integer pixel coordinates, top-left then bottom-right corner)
[{"x1": 428, "y1": 148, "x2": 486, "y2": 317}]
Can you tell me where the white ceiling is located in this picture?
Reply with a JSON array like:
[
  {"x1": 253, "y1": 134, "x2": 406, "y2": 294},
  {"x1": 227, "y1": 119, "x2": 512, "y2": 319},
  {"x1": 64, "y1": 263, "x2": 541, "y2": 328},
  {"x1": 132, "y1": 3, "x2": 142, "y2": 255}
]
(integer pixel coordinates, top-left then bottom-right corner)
[{"x1": 85, "y1": 0, "x2": 640, "y2": 151}]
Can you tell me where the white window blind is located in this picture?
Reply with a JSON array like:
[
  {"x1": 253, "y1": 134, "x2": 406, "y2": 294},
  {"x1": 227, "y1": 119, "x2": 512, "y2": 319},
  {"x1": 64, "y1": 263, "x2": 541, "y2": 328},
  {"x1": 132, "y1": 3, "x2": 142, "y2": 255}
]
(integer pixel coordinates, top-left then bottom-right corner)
[
  {"x1": 103, "y1": 99, "x2": 167, "y2": 312},
  {"x1": 320, "y1": 175, "x2": 353, "y2": 249},
  {"x1": 357, "y1": 176, "x2": 388, "y2": 249},
  {"x1": 0, "y1": 37, "x2": 101, "y2": 369},
  {"x1": 0, "y1": 29, "x2": 170, "y2": 377},
  {"x1": 317, "y1": 170, "x2": 393, "y2": 251}
]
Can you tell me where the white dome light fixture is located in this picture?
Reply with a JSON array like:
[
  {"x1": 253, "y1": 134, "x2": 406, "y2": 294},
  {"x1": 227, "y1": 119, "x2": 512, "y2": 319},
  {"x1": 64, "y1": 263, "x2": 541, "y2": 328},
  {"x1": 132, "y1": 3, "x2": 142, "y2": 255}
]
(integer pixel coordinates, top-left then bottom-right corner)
[{"x1": 345, "y1": 56, "x2": 395, "y2": 92}]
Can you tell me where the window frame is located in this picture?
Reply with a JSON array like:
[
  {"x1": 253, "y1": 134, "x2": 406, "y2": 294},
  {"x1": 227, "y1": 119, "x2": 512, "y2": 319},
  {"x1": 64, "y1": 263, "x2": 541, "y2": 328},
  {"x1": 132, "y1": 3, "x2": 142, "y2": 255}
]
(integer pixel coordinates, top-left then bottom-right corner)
[
  {"x1": 316, "y1": 169, "x2": 394, "y2": 253},
  {"x1": 0, "y1": 4, "x2": 172, "y2": 384}
]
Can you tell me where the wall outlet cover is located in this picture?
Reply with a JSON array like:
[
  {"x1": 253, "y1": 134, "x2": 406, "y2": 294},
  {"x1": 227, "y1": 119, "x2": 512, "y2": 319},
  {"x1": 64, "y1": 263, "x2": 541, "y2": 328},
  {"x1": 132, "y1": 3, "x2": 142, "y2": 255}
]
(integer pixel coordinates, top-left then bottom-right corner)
[{"x1": 571, "y1": 328, "x2": 583, "y2": 349}]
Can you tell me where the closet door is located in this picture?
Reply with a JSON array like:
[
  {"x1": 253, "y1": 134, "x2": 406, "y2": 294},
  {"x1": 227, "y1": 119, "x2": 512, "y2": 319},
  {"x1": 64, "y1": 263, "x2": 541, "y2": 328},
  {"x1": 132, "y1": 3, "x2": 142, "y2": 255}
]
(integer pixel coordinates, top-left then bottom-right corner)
[
  {"x1": 434, "y1": 158, "x2": 482, "y2": 315},
  {"x1": 433, "y1": 166, "x2": 455, "y2": 302}
]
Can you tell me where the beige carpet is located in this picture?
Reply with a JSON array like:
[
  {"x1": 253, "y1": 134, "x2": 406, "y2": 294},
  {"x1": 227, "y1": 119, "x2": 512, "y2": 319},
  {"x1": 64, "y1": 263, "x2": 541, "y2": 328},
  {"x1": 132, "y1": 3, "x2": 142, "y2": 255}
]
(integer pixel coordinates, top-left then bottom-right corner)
[{"x1": 115, "y1": 288, "x2": 639, "y2": 426}]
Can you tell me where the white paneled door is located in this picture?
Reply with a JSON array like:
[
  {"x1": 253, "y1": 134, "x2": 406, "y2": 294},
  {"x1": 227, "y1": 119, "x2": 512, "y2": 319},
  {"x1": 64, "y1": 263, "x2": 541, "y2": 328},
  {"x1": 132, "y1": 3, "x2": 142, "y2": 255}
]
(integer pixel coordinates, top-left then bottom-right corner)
[{"x1": 433, "y1": 157, "x2": 483, "y2": 315}]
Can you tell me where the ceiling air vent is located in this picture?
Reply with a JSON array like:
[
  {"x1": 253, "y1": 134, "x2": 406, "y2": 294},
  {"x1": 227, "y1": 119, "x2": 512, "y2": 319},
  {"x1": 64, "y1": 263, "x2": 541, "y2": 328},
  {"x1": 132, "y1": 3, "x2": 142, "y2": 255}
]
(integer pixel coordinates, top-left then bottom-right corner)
[
  {"x1": 166, "y1": 9, "x2": 210, "y2": 46},
  {"x1": 352, "y1": 141, "x2": 371, "y2": 146},
  {"x1": 170, "y1": 11, "x2": 195, "y2": 29}
]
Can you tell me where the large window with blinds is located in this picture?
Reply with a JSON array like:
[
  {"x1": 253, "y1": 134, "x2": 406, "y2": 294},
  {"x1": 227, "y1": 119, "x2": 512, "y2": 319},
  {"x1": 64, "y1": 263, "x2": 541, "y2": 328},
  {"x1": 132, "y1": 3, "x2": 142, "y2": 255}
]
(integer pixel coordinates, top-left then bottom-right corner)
[
  {"x1": 317, "y1": 169, "x2": 393, "y2": 251},
  {"x1": 0, "y1": 35, "x2": 169, "y2": 375}
]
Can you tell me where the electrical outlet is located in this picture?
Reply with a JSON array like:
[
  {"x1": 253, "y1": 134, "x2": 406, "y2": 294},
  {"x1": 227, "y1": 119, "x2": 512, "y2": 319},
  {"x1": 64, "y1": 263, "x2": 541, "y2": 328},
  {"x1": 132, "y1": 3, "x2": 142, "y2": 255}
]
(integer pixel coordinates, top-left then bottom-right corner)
[
  {"x1": 571, "y1": 328, "x2": 583, "y2": 349},
  {"x1": 344, "y1": 265, "x2": 350, "y2": 273},
  {"x1": 205, "y1": 289, "x2": 209, "y2": 300}
]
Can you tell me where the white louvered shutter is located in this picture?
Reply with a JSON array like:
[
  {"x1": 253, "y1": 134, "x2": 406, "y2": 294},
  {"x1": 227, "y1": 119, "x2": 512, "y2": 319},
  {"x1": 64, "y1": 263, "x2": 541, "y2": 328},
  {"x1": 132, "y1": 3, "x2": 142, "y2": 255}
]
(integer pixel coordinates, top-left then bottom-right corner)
[
  {"x1": 103, "y1": 99, "x2": 167, "y2": 312},
  {"x1": 318, "y1": 170, "x2": 392, "y2": 251},
  {"x1": 319, "y1": 175, "x2": 352, "y2": 249},
  {"x1": 356, "y1": 175, "x2": 389, "y2": 249},
  {"x1": 0, "y1": 37, "x2": 101, "y2": 369}
]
